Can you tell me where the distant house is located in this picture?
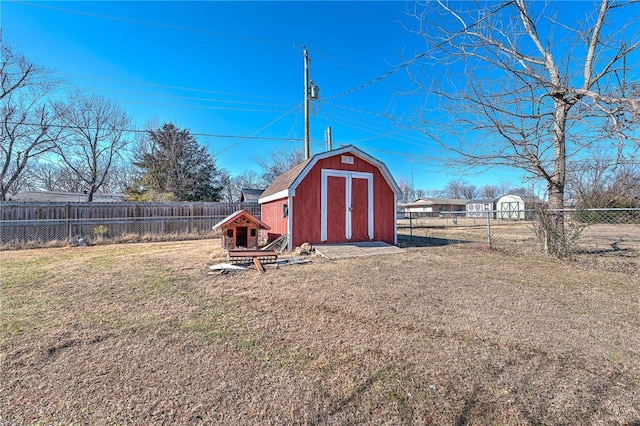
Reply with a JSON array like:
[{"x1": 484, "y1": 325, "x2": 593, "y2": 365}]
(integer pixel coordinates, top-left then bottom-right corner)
[
  {"x1": 400, "y1": 198, "x2": 469, "y2": 217},
  {"x1": 259, "y1": 145, "x2": 401, "y2": 251},
  {"x1": 466, "y1": 198, "x2": 498, "y2": 218},
  {"x1": 240, "y1": 188, "x2": 264, "y2": 203},
  {"x1": 8, "y1": 191, "x2": 125, "y2": 203}
]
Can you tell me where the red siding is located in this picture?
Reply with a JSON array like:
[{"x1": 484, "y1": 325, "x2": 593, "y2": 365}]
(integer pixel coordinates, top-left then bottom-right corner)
[
  {"x1": 290, "y1": 152, "x2": 396, "y2": 247},
  {"x1": 261, "y1": 198, "x2": 288, "y2": 240},
  {"x1": 373, "y1": 175, "x2": 396, "y2": 244},
  {"x1": 326, "y1": 176, "x2": 346, "y2": 243},
  {"x1": 291, "y1": 164, "x2": 322, "y2": 245},
  {"x1": 350, "y1": 177, "x2": 369, "y2": 241}
]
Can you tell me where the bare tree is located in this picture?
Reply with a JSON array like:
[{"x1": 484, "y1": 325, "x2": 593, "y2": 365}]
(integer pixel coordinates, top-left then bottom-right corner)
[
  {"x1": 99, "y1": 161, "x2": 138, "y2": 193},
  {"x1": 567, "y1": 153, "x2": 640, "y2": 208},
  {"x1": 54, "y1": 93, "x2": 131, "y2": 201},
  {"x1": 28, "y1": 160, "x2": 82, "y2": 192},
  {"x1": 405, "y1": 1, "x2": 640, "y2": 255},
  {"x1": 3, "y1": 163, "x2": 38, "y2": 196},
  {"x1": 219, "y1": 169, "x2": 267, "y2": 203},
  {"x1": 235, "y1": 170, "x2": 265, "y2": 196},
  {"x1": 219, "y1": 169, "x2": 235, "y2": 203},
  {"x1": 396, "y1": 176, "x2": 415, "y2": 202},
  {"x1": 423, "y1": 188, "x2": 445, "y2": 198},
  {"x1": 479, "y1": 185, "x2": 500, "y2": 199},
  {"x1": 0, "y1": 45, "x2": 63, "y2": 200},
  {"x1": 478, "y1": 182, "x2": 514, "y2": 198},
  {"x1": 255, "y1": 144, "x2": 305, "y2": 184},
  {"x1": 444, "y1": 179, "x2": 476, "y2": 199}
]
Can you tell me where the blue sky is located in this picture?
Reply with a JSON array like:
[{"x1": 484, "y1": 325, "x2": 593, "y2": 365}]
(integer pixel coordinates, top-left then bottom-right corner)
[{"x1": 1, "y1": 1, "x2": 604, "y2": 193}]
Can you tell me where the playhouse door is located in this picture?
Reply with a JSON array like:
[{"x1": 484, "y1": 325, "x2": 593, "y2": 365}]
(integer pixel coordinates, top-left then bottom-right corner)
[{"x1": 321, "y1": 170, "x2": 374, "y2": 243}]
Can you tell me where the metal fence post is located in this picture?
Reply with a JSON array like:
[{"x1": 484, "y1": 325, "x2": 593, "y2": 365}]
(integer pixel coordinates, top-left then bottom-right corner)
[
  {"x1": 487, "y1": 211, "x2": 492, "y2": 249},
  {"x1": 65, "y1": 203, "x2": 71, "y2": 242},
  {"x1": 409, "y1": 212, "x2": 413, "y2": 238}
]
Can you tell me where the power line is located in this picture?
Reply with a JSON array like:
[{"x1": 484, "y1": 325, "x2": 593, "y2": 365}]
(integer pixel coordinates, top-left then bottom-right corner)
[
  {"x1": 6, "y1": 121, "x2": 303, "y2": 142},
  {"x1": 213, "y1": 103, "x2": 303, "y2": 155},
  {"x1": 56, "y1": 85, "x2": 294, "y2": 109},
  {"x1": 317, "y1": 109, "x2": 434, "y2": 150},
  {"x1": 62, "y1": 74, "x2": 286, "y2": 102},
  {"x1": 45, "y1": 93, "x2": 294, "y2": 114},
  {"x1": 325, "y1": 1, "x2": 512, "y2": 100}
]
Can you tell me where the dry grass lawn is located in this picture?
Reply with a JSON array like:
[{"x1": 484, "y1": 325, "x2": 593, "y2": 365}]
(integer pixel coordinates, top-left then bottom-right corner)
[{"x1": 1, "y1": 238, "x2": 639, "y2": 425}]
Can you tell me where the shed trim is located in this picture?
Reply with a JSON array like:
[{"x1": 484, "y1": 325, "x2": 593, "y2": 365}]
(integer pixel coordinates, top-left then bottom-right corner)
[
  {"x1": 287, "y1": 195, "x2": 294, "y2": 251},
  {"x1": 259, "y1": 189, "x2": 290, "y2": 204},
  {"x1": 258, "y1": 145, "x2": 402, "y2": 205},
  {"x1": 288, "y1": 145, "x2": 401, "y2": 199},
  {"x1": 320, "y1": 169, "x2": 374, "y2": 242}
]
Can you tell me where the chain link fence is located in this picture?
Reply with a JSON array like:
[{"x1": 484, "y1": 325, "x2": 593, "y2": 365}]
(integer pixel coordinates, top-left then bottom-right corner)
[
  {"x1": 398, "y1": 208, "x2": 640, "y2": 268},
  {"x1": 3, "y1": 206, "x2": 639, "y2": 271}
]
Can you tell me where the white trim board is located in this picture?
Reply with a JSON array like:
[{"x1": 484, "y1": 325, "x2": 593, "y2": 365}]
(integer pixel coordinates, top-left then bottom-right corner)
[{"x1": 320, "y1": 169, "x2": 374, "y2": 242}]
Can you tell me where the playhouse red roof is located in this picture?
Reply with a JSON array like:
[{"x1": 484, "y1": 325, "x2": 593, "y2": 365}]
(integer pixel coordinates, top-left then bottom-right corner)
[{"x1": 212, "y1": 209, "x2": 271, "y2": 231}]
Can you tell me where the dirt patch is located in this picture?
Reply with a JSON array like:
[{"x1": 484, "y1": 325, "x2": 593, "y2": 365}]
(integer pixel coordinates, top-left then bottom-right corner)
[{"x1": 1, "y1": 239, "x2": 639, "y2": 424}]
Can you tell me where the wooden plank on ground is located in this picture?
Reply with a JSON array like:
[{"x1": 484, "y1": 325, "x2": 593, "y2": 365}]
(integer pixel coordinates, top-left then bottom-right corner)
[{"x1": 253, "y1": 257, "x2": 265, "y2": 273}]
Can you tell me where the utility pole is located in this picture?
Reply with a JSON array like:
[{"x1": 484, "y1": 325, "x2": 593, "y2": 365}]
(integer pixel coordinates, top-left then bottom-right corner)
[
  {"x1": 303, "y1": 47, "x2": 310, "y2": 160},
  {"x1": 303, "y1": 47, "x2": 319, "y2": 160},
  {"x1": 325, "y1": 126, "x2": 332, "y2": 151}
]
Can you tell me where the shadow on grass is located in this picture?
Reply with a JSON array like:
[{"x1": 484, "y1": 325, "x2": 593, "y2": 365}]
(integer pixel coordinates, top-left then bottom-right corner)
[
  {"x1": 309, "y1": 364, "x2": 415, "y2": 424},
  {"x1": 397, "y1": 234, "x2": 473, "y2": 248},
  {"x1": 309, "y1": 367, "x2": 384, "y2": 425},
  {"x1": 575, "y1": 246, "x2": 637, "y2": 257}
]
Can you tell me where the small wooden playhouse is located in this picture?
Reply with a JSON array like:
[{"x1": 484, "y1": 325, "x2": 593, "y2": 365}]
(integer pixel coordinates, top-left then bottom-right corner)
[
  {"x1": 258, "y1": 145, "x2": 402, "y2": 251},
  {"x1": 213, "y1": 209, "x2": 270, "y2": 249}
]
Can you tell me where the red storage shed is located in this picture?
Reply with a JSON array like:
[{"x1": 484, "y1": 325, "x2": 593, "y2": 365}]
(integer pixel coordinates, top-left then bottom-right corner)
[{"x1": 259, "y1": 145, "x2": 402, "y2": 251}]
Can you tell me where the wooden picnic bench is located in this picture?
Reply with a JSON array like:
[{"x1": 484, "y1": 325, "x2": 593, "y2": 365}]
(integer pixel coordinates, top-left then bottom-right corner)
[{"x1": 227, "y1": 249, "x2": 278, "y2": 264}]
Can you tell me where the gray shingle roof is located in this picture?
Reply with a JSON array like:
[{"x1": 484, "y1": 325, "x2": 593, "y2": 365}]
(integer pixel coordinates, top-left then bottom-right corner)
[
  {"x1": 259, "y1": 159, "x2": 311, "y2": 200},
  {"x1": 240, "y1": 188, "x2": 265, "y2": 202}
]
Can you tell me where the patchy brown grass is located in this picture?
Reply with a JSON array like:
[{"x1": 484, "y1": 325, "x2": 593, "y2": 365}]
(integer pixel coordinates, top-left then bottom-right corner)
[{"x1": 1, "y1": 239, "x2": 639, "y2": 425}]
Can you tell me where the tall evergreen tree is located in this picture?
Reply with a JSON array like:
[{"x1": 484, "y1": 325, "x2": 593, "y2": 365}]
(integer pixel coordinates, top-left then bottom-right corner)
[{"x1": 129, "y1": 123, "x2": 222, "y2": 201}]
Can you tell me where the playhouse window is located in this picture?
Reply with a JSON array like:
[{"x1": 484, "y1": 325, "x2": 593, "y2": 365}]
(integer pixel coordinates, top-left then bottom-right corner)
[
  {"x1": 250, "y1": 228, "x2": 256, "y2": 237},
  {"x1": 283, "y1": 204, "x2": 289, "y2": 218},
  {"x1": 226, "y1": 229, "x2": 233, "y2": 238}
]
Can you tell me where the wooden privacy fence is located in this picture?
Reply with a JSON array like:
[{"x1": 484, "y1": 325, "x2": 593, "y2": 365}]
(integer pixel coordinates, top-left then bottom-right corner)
[{"x1": 0, "y1": 202, "x2": 261, "y2": 247}]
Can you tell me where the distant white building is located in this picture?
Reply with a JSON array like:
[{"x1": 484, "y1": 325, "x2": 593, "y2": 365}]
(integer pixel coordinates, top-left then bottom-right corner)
[
  {"x1": 400, "y1": 198, "x2": 468, "y2": 217},
  {"x1": 466, "y1": 198, "x2": 497, "y2": 218},
  {"x1": 496, "y1": 194, "x2": 526, "y2": 219}
]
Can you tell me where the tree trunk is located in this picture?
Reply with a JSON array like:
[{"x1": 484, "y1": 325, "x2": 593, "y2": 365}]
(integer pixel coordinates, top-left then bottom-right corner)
[{"x1": 545, "y1": 100, "x2": 570, "y2": 256}]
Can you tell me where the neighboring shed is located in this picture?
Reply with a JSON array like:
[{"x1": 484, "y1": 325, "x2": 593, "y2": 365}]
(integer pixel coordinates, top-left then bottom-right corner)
[
  {"x1": 240, "y1": 188, "x2": 264, "y2": 203},
  {"x1": 400, "y1": 198, "x2": 469, "y2": 217},
  {"x1": 212, "y1": 209, "x2": 270, "y2": 249},
  {"x1": 496, "y1": 194, "x2": 526, "y2": 219},
  {"x1": 466, "y1": 198, "x2": 497, "y2": 218},
  {"x1": 258, "y1": 145, "x2": 402, "y2": 251}
]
